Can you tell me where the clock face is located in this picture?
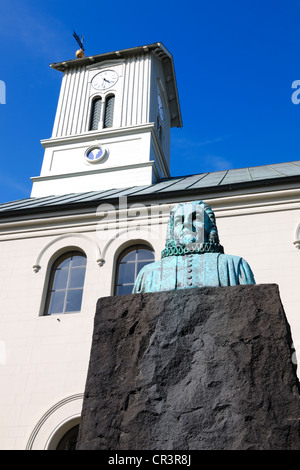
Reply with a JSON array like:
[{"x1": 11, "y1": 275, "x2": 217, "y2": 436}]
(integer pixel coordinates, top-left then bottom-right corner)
[
  {"x1": 158, "y1": 93, "x2": 164, "y2": 121},
  {"x1": 92, "y1": 70, "x2": 118, "y2": 91}
]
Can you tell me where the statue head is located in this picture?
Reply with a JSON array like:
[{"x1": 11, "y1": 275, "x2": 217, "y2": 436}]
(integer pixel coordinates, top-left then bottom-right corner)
[{"x1": 162, "y1": 201, "x2": 224, "y2": 258}]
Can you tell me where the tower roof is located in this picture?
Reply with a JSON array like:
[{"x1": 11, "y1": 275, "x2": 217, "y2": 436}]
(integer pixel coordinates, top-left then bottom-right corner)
[{"x1": 50, "y1": 42, "x2": 182, "y2": 128}]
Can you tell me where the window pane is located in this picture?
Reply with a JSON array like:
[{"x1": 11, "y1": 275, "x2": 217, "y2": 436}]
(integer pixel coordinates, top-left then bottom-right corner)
[
  {"x1": 48, "y1": 291, "x2": 65, "y2": 314},
  {"x1": 56, "y1": 425, "x2": 79, "y2": 450},
  {"x1": 65, "y1": 289, "x2": 83, "y2": 312},
  {"x1": 59, "y1": 257, "x2": 71, "y2": 269},
  {"x1": 118, "y1": 262, "x2": 136, "y2": 285},
  {"x1": 68, "y1": 267, "x2": 86, "y2": 289},
  {"x1": 137, "y1": 261, "x2": 150, "y2": 275},
  {"x1": 117, "y1": 285, "x2": 134, "y2": 296},
  {"x1": 52, "y1": 268, "x2": 69, "y2": 290},
  {"x1": 137, "y1": 249, "x2": 154, "y2": 261},
  {"x1": 71, "y1": 255, "x2": 87, "y2": 267},
  {"x1": 121, "y1": 250, "x2": 137, "y2": 262}
]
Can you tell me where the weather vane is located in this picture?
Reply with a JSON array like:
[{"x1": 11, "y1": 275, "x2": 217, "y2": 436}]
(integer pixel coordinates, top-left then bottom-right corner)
[{"x1": 73, "y1": 31, "x2": 85, "y2": 58}]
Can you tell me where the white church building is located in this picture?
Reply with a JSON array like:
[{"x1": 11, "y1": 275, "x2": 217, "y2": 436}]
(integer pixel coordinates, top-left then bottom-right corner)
[{"x1": 0, "y1": 42, "x2": 300, "y2": 450}]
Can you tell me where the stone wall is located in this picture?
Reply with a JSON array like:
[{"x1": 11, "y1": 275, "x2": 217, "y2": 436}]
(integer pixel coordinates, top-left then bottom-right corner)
[{"x1": 77, "y1": 284, "x2": 300, "y2": 450}]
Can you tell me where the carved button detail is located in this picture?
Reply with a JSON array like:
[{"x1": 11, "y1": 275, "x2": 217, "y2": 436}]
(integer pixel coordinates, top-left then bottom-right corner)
[{"x1": 186, "y1": 254, "x2": 193, "y2": 284}]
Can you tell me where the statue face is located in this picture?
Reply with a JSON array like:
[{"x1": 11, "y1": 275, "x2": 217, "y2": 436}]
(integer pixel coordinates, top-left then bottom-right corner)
[{"x1": 173, "y1": 203, "x2": 209, "y2": 247}]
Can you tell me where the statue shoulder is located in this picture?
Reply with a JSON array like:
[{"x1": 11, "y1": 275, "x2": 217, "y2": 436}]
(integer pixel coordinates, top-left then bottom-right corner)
[
  {"x1": 218, "y1": 253, "x2": 254, "y2": 271},
  {"x1": 219, "y1": 253, "x2": 247, "y2": 263},
  {"x1": 136, "y1": 258, "x2": 161, "y2": 279},
  {"x1": 218, "y1": 253, "x2": 255, "y2": 284}
]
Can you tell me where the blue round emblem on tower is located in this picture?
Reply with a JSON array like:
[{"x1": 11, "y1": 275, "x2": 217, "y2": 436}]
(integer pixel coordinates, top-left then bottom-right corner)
[
  {"x1": 86, "y1": 147, "x2": 103, "y2": 161},
  {"x1": 85, "y1": 146, "x2": 107, "y2": 163}
]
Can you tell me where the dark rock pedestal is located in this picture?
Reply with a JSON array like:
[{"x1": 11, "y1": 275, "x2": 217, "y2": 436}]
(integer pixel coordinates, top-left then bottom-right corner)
[{"x1": 76, "y1": 284, "x2": 300, "y2": 450}]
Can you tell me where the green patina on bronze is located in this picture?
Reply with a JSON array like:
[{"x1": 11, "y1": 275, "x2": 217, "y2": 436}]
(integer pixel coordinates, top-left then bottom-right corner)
[{"x1": 133, "y1": 200, "x2": 255, "y2": 293}]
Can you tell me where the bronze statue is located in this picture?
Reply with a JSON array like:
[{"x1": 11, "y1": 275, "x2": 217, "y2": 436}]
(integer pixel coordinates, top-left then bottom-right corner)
[{"x1": 133, "y1": 201, "x2": 255, "y2": 293}]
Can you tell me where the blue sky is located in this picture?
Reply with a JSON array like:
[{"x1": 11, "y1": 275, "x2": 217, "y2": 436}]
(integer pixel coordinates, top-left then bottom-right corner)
[{"x1": 1, "y1": 0, "x2": 300, "y2": 203}]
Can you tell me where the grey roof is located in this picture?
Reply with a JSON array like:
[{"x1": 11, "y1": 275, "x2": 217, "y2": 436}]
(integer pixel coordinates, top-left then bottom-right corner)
[{"x1": 1, "y1": 160, "x2": 300, "y2": 216}]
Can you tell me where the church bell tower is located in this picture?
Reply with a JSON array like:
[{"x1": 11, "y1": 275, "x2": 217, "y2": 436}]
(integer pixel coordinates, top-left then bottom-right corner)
[{"x1": 30, "y1": 43, "x2": 182, "y2": 197}]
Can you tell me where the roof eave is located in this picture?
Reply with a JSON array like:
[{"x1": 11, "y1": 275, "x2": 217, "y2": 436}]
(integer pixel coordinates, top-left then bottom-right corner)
[
  {"x1": 1, "y1": 173, "x2": 300, "y2": 220},
  {"x1": 50, "y1": 42, "x2": 169, "y2": 71}
]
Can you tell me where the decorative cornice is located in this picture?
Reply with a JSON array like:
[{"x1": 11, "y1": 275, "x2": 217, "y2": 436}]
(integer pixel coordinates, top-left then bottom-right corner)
[
  {"x1": 1, "y1": 191, "x2": 300, "y2": 241},
  {"x1": 41, "y1": 123, "x2": 159, "y2": 148},
  {"x1": 31, "y1": 160, "x2": 159, "y2": 183}
]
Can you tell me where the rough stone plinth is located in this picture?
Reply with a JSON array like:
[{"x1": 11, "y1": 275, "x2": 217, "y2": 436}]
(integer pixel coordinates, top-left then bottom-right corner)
[{"x1": 76, "y1": 284, "x2": 300, "y2": 450}]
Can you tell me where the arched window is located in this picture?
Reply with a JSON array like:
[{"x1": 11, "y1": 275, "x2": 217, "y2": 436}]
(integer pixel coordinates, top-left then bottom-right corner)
[
  {"x1": 115, "y1": 245, "x2": 154, "y2": 296},
  {"x1": 89, "y1": 97, "x2": 102, "y2": 131},
  {"x1": 89, "y1": 94, "x2": 115, "y2": 131},
  {"x1": 44, "y1": 251, "x2": 87, "y2": 315},
  {"x1": 56, "y1": 424, "x2": 79, "y2": 450},
  {"x1": 104, "y1": 94, "x2": 115, "y2": 128}
]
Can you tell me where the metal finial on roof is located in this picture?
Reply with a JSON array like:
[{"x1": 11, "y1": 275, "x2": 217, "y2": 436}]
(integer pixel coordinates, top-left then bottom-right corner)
[{"x1": 73, "y1": 31, "x2": 85, "y2": 58}]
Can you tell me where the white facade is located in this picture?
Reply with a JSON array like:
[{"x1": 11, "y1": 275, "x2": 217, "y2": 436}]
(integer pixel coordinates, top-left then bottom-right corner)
[
  {"x1": 0, "y1": 185, "x2": 300, "y2": 449},
  {"x1": 0, "y1": 43, "x2": 299, "y2": 450}
]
